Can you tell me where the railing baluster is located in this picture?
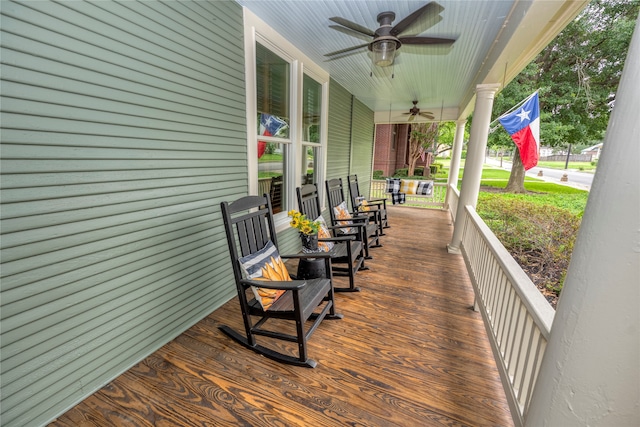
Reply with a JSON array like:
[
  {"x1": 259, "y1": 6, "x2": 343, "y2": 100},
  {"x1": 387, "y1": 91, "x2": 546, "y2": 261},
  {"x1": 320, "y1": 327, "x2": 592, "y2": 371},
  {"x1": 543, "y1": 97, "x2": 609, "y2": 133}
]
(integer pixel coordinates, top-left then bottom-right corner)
[{"x1": 458, "y1": 203, "x2": 555, "y2": 427}]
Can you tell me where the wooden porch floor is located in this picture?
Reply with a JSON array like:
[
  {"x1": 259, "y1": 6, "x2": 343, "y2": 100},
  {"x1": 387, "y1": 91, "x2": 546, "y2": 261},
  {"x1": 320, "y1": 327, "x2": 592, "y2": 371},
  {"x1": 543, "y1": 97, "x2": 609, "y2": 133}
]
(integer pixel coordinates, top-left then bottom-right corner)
[{"x1": 50, "y1": 206, "x2": 513, "y2": 427}]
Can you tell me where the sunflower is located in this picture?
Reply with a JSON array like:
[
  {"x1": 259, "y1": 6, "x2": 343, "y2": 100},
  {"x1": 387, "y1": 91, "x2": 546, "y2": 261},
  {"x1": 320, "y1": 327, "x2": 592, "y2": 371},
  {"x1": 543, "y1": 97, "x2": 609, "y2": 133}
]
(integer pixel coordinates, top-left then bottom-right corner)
[{"x1": 287, "y1": 210, "x2": 320, "y2": 235}]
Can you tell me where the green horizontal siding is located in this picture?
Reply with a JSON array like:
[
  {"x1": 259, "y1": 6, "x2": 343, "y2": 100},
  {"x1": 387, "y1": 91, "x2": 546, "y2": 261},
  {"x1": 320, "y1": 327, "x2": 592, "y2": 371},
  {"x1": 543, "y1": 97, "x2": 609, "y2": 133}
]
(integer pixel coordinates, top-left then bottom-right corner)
[
  {"x1": 326, "y1": 79, "x2": 352, "y2": 181},
  {"x1": 326, "y1": 79, "x2": 374, "y2": 197},
  {"x1": 0, "y1": 1, "x2": 245, "y2": 426},
  {"x1": 350, "y1": 98, "x2": 375, "y2": 198}
]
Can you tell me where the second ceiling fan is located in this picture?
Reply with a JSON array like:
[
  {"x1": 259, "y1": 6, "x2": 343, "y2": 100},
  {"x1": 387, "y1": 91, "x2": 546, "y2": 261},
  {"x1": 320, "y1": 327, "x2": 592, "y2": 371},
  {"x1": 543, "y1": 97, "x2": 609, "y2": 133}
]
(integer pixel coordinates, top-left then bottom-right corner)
[
  {"x1": 325, "y1": 1, "x2": 456, "y2": 67},
  {"x1": 404, "y1": 101, "x2": 435, "y2": 121}
]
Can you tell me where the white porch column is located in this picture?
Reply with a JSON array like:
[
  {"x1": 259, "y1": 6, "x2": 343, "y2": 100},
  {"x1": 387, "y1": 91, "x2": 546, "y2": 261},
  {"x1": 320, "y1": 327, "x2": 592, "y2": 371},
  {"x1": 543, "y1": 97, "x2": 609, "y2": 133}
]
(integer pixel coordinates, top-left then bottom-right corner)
[
  {"x1": 447, "y1": 84, "x2": 500, "y2": 253},
  {"x1": 444, "y1": 119, "x2": 466, "y2": 209},
  {"x1": 525, "y1": 21, "x2": 640, "y2": 427}
]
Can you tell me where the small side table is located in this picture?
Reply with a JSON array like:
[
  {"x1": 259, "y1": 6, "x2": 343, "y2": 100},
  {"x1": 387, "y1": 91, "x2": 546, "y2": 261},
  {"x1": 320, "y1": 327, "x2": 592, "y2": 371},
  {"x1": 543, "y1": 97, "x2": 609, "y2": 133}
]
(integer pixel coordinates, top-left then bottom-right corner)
[{"x1": 296, "y1": 257, "x2": 326, "y2": 279}]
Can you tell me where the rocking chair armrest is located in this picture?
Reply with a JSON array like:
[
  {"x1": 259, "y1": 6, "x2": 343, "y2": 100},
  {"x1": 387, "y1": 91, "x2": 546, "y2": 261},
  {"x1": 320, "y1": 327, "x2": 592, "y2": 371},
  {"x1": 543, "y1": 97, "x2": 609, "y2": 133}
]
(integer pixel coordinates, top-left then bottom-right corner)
[
  {"x1": 281, "y1": 252, "x2": 333, "y2": 260},
  {"x1": 320, "y1": 235, "x2": 355, "y2": 243},
  {"x1": 328, "y1": 220, "x2": 366, "y2": 230},
  {"x1": 350, "y1": 214, "x2": 370, "y2": 223},
  {"x1": 365, "y1": 199, "x2": 385, "y2": 207},
  {"x1": 240, "y1": 278, "x2": 306, "y2": 290}
]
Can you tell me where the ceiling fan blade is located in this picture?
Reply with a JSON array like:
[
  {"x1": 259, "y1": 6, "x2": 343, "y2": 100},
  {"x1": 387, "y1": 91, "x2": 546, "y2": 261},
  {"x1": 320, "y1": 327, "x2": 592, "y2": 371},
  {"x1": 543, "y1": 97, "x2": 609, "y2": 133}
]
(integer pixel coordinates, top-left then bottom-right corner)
[
  {"x1": 408, "y1": 114, "x2": 416, "y2": 122},
  {"x1": 398, "y1": 36, "x2": 456, "y2": 46},
  {"x1": 324, "y1": 43, "x2": 369, "y2": 57},
  {"x1": 420, "y1": 112, "x2": 435, "y2": 119},
  {"x1": 329, "y1": 25, "x2": 373, "y2": 42},
  {"x1": 329, "y1": 17, "x2": 375, "y2": 37},
  {"x1": 391, "y1": 2, "x2": 444, "y2": 36}
]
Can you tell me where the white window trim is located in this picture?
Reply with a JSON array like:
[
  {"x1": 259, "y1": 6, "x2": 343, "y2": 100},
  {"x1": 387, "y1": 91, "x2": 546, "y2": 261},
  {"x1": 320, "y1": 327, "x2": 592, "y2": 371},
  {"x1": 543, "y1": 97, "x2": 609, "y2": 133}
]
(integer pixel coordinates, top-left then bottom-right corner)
[{"x1": 242, "y1": 7, "x2": 329, "y2": 229}]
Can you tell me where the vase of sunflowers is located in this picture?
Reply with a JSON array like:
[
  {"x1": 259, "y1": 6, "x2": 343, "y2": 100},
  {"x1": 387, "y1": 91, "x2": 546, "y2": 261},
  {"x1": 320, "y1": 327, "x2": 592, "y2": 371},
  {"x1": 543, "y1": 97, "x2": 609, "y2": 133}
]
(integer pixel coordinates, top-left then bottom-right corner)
[{"x1": 288, "y1": 210, "x2": 320, "y2": 252}]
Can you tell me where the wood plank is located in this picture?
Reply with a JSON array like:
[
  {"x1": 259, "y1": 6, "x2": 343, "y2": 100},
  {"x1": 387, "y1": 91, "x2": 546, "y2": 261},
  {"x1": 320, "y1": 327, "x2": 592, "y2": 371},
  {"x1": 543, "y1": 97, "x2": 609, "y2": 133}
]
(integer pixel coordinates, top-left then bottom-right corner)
[{"x1": 49, "y1": 207, "x2": 514, "y2": 427}]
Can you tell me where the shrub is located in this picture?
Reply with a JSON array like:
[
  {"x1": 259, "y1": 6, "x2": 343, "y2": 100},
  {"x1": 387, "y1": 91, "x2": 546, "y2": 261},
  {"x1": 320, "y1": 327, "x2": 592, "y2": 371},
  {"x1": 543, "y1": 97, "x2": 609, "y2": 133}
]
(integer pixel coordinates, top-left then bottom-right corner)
[
  {"x1": 476, "y1": 194, "x2": 582, "y2": 296},
  {"x1": 373, "y1": 170, "x2": 384, "y2": 179}
]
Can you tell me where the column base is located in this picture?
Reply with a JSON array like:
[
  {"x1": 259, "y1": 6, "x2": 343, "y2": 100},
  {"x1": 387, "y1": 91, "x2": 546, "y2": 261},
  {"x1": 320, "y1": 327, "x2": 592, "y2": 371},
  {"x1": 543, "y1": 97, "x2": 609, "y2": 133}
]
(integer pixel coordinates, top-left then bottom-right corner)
[{"x1": 446, "y1": 244, "x2": 461, "y2": 254}]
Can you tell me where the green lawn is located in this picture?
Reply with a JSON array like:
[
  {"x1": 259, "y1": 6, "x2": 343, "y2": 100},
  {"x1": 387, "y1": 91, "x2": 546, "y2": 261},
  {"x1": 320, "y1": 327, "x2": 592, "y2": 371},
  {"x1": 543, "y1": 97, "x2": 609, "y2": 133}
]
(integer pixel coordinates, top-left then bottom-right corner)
[{"x1": 258, "y1": 153, "x2": 283, "y2": 162}]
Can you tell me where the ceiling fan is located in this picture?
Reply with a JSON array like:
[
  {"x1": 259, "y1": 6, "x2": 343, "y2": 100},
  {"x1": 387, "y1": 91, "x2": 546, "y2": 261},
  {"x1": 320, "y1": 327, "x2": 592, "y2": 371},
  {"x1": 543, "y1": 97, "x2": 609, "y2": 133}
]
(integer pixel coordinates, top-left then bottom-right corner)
[
  {"x1": 325, "y1": 1, "x2": 456, "y2": 67},
  {"x1": 403, "y1": 101, "x2": 435, "y2": 121}
]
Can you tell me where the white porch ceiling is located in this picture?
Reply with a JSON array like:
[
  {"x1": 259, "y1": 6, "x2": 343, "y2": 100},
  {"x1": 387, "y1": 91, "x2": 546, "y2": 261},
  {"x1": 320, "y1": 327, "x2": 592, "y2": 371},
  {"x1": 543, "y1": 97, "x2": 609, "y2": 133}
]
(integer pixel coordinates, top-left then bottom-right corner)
[{"x1": 236, "y1": 0, "x2": 587, "y2": 123}]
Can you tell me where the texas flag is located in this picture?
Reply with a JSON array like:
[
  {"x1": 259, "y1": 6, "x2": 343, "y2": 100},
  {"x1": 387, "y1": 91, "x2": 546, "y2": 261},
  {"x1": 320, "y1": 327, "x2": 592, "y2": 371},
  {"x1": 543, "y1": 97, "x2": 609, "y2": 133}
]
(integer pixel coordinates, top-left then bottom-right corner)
[
  {"x1": 258, "y1": 113, "x2": 288, "y2": 158},
  {"x1": 498, "y1": 92, "x2": 540, "y2": 170}
]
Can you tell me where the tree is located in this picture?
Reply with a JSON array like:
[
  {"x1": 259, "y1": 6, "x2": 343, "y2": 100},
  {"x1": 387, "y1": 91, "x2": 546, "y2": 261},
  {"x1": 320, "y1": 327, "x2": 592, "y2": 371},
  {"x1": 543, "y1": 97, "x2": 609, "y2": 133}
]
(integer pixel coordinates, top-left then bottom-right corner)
[
  {"x1": 489, "y1": 0, "x2": 638, "y2": 192},
  {"x1": 433, "y1": 121, "x2": 458, "y2": 158},
  {"x1": 407, "y1": 122, "x2": 438, "y2": 176}
]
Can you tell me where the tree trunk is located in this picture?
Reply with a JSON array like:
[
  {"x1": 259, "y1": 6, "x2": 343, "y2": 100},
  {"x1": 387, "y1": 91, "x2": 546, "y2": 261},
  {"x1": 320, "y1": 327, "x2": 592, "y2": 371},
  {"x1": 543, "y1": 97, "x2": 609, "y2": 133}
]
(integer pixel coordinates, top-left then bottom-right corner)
[
  {"x1": 407, "y1": 156, "x2": 418, "y2": 176},
  {"x1": 505, "y1": 147, "x2": 527, "y2": 193}
]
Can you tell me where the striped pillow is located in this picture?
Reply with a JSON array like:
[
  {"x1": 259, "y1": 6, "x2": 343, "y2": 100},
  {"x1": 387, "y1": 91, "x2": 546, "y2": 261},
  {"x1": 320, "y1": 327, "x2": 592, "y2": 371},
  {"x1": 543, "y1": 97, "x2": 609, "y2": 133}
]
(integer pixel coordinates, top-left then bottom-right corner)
[{"x1": 239, "y1": 240, "x2": 291, "y2": 310}]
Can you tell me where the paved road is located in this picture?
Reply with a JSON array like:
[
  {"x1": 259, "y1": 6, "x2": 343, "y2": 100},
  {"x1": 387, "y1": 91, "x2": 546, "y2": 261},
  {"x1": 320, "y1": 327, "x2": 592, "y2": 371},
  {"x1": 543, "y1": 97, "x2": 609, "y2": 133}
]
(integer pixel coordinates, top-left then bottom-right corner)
[{"x1": 485, "y1": 157, "x2": 593, "y2": 191}]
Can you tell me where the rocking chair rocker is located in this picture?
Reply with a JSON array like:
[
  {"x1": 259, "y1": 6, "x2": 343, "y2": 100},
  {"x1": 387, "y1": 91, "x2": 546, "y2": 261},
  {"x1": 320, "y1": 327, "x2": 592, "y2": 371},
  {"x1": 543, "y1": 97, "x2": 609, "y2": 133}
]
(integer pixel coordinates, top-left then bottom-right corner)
[{"x1": 220, "y1": 194, "x2": 342, "y2": 368}]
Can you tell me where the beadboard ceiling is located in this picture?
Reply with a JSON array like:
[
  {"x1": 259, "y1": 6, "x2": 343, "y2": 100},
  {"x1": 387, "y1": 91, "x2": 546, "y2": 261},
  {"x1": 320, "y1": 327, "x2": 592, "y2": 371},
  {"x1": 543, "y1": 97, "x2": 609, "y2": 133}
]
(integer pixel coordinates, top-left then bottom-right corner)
[{"x1": 236, "y1": 0, "x2": 587, "y2": 123}]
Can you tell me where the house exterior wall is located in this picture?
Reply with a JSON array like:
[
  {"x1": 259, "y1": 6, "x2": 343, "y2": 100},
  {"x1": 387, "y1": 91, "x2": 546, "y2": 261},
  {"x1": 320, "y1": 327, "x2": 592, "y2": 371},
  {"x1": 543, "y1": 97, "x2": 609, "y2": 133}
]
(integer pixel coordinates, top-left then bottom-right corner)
[
  {"x1": 0, "y1": 3, "x2": 373, "y2": 426},
  {"x1": 395, "y1": 124, "x2": 411, "y2": 172},
  {"x1": 349, "y1": 98, "x2": 375, "y2": 200},
  {"x1": 326, "y1": 81, "x2": 374, "y2": 200},
  {"x1": 373, "y1": 124, "x2": 396, "y2": 176},
  {"x1": 326, "y1": 79, "x2": 353, "y2": 181},
  {"x1": 0, "y1": 1, "x2": 246, "y2": 425}
]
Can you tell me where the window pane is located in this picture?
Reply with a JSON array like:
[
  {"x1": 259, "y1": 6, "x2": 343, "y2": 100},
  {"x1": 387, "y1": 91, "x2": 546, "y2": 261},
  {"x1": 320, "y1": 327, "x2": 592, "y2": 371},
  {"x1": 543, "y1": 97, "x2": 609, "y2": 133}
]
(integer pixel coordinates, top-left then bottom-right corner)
[
  {"x1": 302, "y1": 74, "x2": 321, "y2": 143},
  {"x1": 258, "y1": 142, "x2": 286, "y2": 213},
  {"x1": 256, "y1": 43, "x2": 290, "y2": 139},
  {"x1": 302, "y1": 145, "x2": 318, "y2": 185}
]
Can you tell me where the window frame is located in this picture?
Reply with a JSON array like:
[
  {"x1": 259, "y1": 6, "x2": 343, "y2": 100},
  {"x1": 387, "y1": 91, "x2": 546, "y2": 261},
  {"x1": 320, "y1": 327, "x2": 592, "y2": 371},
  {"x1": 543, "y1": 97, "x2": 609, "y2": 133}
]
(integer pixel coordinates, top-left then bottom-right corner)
[{"x1": 243, "y1": 8, "x2": 329, "y2": 229}]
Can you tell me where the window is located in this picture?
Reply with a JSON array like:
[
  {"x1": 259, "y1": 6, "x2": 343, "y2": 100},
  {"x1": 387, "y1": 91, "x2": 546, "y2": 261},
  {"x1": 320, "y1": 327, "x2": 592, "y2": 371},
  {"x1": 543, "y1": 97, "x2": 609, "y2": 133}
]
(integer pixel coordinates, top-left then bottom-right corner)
[
  {"x1": 302, "y1": 74, "x2": 322, "y2": 185},
  {"x1": 256, "y1": 43, "x2": 290, "y2": 213},
  {"x1": 244, "y1": 9, "x2": 329, "y2": 227}
]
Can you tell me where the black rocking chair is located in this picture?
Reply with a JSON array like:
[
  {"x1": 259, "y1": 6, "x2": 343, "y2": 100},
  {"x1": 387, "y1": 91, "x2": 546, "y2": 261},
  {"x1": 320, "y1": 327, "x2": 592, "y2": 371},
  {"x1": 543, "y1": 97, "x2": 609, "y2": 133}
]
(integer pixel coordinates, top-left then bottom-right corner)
[
  {"x1": 347, "y1": 174, "x2": 389, "y2": 236},
  {"x1": 297, "y1": 183, "x2": 366, "y2": 292},
  {"x1": 220, "y1": 194, "x2": 342, "y2": 368},
  {"x1": 326, "y1": 178, "x2": 381, "y2": 259}
]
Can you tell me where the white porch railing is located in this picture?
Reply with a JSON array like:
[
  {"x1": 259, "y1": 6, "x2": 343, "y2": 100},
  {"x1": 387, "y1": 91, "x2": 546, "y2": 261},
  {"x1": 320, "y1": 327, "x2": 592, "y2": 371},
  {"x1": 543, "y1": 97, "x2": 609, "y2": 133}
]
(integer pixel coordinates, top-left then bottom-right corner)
[
  {"x1": 446, "y1": 183, "x2": 459, "y2": 222},
  {"x1": 370, "y1": 178, "x2": 555, "y2": 425},
  {"x1": 459, "y1": 205, "x2": 555, "y2": 427},
  {"x1": 370, "y1": 179, "x2": 447, "y2": 208}
]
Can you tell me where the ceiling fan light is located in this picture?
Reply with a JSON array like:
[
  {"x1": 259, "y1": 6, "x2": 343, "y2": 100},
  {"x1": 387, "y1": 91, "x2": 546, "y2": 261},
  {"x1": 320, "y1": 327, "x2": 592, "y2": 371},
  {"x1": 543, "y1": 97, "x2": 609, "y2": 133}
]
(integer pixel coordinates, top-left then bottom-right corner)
[{"x1": 372, "y1": 40, "x2": 397, "y2": 67}]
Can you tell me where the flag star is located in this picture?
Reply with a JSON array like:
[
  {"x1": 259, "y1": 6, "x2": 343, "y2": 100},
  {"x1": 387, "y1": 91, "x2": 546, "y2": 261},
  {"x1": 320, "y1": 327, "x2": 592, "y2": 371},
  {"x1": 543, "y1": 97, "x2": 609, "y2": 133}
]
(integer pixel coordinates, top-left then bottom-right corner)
[{"x1": 516, "y1": 108, "x2": 531, "y2": 122}]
